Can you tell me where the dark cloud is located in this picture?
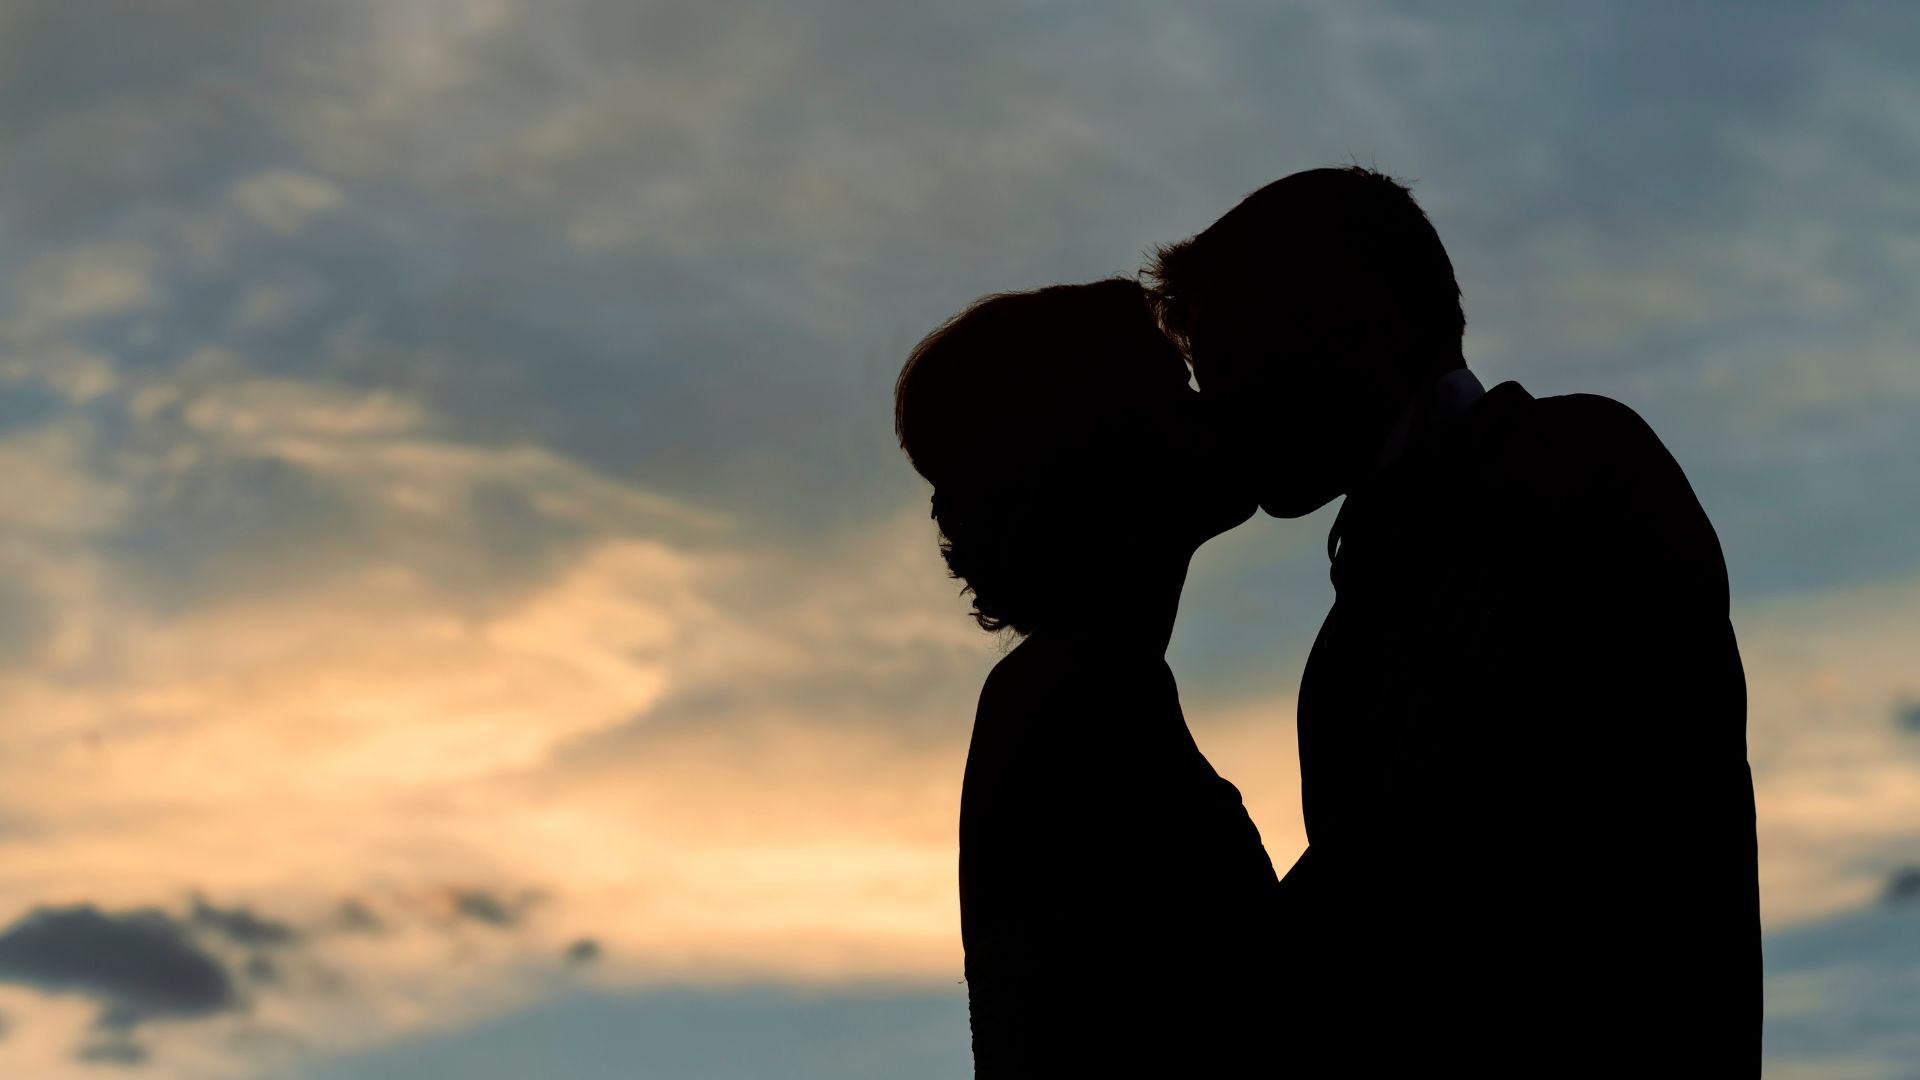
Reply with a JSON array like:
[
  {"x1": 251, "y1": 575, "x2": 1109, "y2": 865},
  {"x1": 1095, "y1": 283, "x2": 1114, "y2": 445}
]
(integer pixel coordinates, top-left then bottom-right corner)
[
  {"x1": 450, "y1": 888, "x2": 540, "y2": 929},
  {"x1": 0, "y1": 893, "x2": 315, "y2": 1069},
  {"x1": 0, "y1": 808, "x2": 41, "y2": 846},
  {"x1": 98, "y1": 450, "x2": 371, "y2": 617},
  {"x1": 0, "y1": 381, "x2": 66, "y2": 436},
  {"x1": 190, "y1": 895, "x2": 299, "y2": 947},
  {"x1": 228, "y1": 1024, "x2": 311, "y2": 1065},
  {"x1": 1896, "y1": 700, "x2": 1920, "y2": 735},
  {"x1": 334, "y1": 897, "x2": 384, "y2": 934},
  {"x1": 1883, "y1": 866, "x2": 1920, "y2": 906},
  {"x1": 463, "y1": 480, "x2": 590, "y2": 581},
  {"x1": 76, "y1": 1032, "x2": 149, "y2": 1067},
  {"x1": 244, "y1": 953, "x2": 279, "y2": 984},
  {"x1": 0, "y1": 890, "x2": 588, "y2": 1068},
  {"x1": 84, "y1": 378, "x2": 664, "y2": 619},
  {"x1": 0, "y1": 904, "x2": 235, "y2": 1025}
]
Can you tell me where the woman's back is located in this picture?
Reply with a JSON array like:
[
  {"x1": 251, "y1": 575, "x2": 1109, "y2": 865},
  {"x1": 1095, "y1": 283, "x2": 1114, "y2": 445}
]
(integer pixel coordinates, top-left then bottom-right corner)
[{"x1": 959, "y1": 634, "x2": 1287, "y2": 1074}]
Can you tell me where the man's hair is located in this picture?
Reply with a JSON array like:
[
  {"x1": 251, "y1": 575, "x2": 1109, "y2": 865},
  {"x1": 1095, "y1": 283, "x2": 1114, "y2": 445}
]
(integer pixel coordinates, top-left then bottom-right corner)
[
  {"x1": 1146, "y1": 166, "x2": 1465, "y2": 376},
  {"x1": 894, "y1": 277, "x2": 1168, "y2": 635}
]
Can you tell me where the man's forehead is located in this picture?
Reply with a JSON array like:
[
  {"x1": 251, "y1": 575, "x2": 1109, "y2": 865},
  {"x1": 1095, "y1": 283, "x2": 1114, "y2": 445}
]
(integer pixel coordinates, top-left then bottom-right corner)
[
  {"x1": 1187, "y1": 296, "x2": 1264, "y2": 347},
  {"x1": 1189, "y1": 278, "x2": 1271, "y2": 321}
]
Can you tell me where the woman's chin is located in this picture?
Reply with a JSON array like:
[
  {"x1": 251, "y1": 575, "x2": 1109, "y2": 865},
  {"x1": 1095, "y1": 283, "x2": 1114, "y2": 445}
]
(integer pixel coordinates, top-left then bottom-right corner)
[
  {"x1": 1258, "y1": 483, "x2": 1341, "y2": 520},
  {"x1": 1194, "y1": 494, "x2": 1259, "y2": 544}
]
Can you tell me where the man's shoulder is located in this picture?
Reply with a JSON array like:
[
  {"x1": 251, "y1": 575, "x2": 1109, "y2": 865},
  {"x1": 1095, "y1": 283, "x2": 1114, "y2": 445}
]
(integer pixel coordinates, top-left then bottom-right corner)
[
  {"x1": 1517, "y1": 391, "x2": 1667, "y2": 459},
  {"x1": 1473, "y1": 389, "x2": 1725, "y2": 575},
  {"x1": 1487, "y1": 389, "x2": 1686, "y2": 497}
]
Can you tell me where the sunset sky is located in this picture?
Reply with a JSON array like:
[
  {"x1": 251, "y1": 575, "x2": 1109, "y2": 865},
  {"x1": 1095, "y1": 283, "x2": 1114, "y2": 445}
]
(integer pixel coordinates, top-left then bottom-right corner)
[{"x1": 0, "y1": 1, "x2": 1917, "y2": 1076}]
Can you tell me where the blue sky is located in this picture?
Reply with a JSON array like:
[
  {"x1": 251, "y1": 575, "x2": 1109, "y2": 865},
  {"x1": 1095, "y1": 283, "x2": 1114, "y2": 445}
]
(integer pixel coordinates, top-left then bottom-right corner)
[{"x1": 0, "y1": 1, "x2": 1915, "y2": 1076}]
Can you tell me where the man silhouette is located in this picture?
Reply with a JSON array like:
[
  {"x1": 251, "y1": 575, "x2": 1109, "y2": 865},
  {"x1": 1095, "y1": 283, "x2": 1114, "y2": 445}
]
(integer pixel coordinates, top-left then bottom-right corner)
[{"x1": 1147, "y1": 167, "x2": 1761, "y2": 1075}]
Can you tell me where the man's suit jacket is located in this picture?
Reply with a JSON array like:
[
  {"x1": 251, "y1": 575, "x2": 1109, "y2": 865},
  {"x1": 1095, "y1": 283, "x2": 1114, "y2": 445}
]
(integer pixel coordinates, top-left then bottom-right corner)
[{"x1": 1281, "y1": 380, "x2": 1761, "y2": 1075}]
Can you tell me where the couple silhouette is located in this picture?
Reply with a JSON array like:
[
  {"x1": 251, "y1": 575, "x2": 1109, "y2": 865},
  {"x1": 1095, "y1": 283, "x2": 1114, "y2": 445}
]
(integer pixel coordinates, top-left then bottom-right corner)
[{"x1": 894, "y1": 167, "x2": 1761, "y2": 1077}]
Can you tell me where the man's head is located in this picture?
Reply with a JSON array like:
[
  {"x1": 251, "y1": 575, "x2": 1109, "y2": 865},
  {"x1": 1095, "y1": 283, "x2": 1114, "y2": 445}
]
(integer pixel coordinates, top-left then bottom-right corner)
[{"x1": 1146, "y1": 166, "x2": 1467, "y2": 517}]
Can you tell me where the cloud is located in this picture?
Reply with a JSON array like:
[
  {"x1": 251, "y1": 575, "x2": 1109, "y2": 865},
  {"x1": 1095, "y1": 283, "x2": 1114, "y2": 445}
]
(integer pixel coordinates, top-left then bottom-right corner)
[
  {"x1": 229, "y1": 170, "x2": 346, "y2": 235},
  {"x1": 334, "y1": 899, "x2": 385, "y2": 935},
  {"x1": 0, "y1": 324, "x2": 997, "y2": 1073},
  {"x1": 1733, "y1": 575, "x2": 1920, "y2": 923},
  {"x1": 299, "y1": 984, "x2": 973, "y2": 1080},
  {"x1": 0, "y1": 885, "x2": 607, "y2": 1072},
  {"x1": 447, "y1": 889, "x2": 538, "y2": 930},
  {"x1": 563, "y1": 939, "x2": 600, "y2": 965},
  {"x1": 1553, "y1": 265, "x2": 1718, "y2": 348},
  {"x1": 0, "y1": 342, "x2": 119, "y2": 405},
  {"x1": 1762, "y1": 903, "x2": 1920, "y2": 1076},
  {"x1": 0, "y1": 0, "x2": 1911, "y2": 559},
  {"x1": 225, "y1": 276, "x2": 333, "y2": 336},
  {"x1": 8, "y1": 0, "x2": 1900, "y2": 582},
  {"x1": 75, "y1": 1032, "x2": 148, "y2": 1066},
  {"x1": 0, "y1": 275, "x2": 1904, "y2": 1074},
  {"x1": 3, "y1": 243, "x2": 158, "y2": 331},
  {"x1": 0, "y1": 905, "x2": 236, "y2": 1028},
  {"x1": 0, "y1": 424, "x2": 130, "y2": 538},
  {"x1": 1883, "y1": 868, "x2": 1920, "y2": 906},
  {"x1": 190, "y1": 897, "x2": 300, "y2": 947},
  {"x1": 0, "y1": 506, "x2": 988, "y2": 1061}
]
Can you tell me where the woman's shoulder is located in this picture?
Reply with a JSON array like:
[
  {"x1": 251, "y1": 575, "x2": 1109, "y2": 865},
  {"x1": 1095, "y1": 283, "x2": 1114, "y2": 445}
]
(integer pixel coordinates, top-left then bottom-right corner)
[
  {"x1": 977, "y1": 636, "x2": 1172, "y2": 727},
  {"x1": 967, "y1": 636, "x2": 1175, "y2": 792},
  {"x1": 966, "y1": 640, "x2": 1062, "y2": 776}
]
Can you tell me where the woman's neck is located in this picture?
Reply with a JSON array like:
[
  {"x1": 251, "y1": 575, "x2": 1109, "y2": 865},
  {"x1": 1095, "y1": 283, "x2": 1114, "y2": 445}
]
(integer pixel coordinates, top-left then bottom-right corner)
[{"x1": 1027, "y1": 548, "x2": 1193, "y2": 658}]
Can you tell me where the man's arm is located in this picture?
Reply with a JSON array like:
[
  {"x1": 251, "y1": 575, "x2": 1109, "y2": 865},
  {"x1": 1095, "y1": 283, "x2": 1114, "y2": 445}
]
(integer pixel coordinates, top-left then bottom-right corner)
[{"x1": 1379, "y1": 395, "x2": 1758, "y2": 1066}]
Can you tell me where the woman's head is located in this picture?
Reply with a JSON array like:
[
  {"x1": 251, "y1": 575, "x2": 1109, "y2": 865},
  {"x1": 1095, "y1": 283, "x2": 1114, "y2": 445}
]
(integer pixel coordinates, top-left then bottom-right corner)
[{"x1": 894, "y1": 277, "x2": 1256, "y2": 635}]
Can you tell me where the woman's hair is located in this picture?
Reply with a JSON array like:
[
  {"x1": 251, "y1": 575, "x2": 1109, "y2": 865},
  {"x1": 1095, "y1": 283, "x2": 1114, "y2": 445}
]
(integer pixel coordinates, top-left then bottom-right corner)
[{"x1": 893, "y1": 277, "x2": 1171, "y2": 635}]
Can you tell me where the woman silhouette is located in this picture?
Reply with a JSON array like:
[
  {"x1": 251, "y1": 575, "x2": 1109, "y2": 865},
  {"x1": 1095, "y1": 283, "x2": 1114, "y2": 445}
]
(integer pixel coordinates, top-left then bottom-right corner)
[{"x1": 895, "y1": 278, "x2": 1289, "y2": 1076}]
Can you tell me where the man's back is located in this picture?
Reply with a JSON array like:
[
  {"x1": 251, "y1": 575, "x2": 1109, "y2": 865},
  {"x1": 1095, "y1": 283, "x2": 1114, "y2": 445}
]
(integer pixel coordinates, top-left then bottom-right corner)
[{"x1": 1287, "y1": 381, "x2": 1760, "y2": 1074}]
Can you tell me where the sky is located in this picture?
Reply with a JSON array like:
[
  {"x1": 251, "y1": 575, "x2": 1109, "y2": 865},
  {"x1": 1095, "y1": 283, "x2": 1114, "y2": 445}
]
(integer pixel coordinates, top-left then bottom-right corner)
[{"x1": 0, "y1": 0, "x2": 1916, "y2": 1076}]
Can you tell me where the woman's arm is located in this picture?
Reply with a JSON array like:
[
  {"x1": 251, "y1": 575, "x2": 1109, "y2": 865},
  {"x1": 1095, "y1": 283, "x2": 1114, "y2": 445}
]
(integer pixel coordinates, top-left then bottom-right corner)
[{"x1": 961, "y1": 761, "x2": 1157, "y2": 1074}]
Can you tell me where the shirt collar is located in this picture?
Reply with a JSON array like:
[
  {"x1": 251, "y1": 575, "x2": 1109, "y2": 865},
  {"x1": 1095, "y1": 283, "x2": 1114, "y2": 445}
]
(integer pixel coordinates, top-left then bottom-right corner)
[
  {"x1": 1329, "y1": 367, "x2": 1489, "y2": 572},
  {"x1": 1428, "y1": 366, "x2": 1488, "y2": 428},
  {"x1": 1371, "y1": 366, "x2": 1486, "y2": 476}
]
